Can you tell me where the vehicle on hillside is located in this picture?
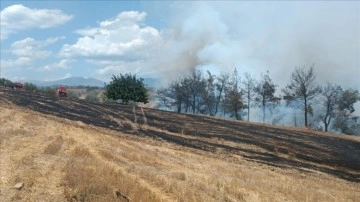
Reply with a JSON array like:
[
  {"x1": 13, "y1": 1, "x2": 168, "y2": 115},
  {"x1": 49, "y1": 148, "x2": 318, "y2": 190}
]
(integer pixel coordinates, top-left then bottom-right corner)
[
  {"x1": 12, "y1": 82, "x2": 24, "y2": 90},
  {"x1": 56, "y1": 86, "x2": 68, "y2": 97}
]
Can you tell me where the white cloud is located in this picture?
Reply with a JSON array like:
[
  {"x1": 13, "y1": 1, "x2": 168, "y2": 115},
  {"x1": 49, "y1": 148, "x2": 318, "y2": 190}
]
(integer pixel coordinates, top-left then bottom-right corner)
[
  {"x1": 42, "y1": 59, "x2": 72, "y2": 71},
  {"x1": 1, "y1": 37, "x2": 65, "y2": 69},
  {"x1": 60, "y1": 11, "x2": 161, "y2": 60},
  {"x1": 0, "y1": 57, "x2": 32, "y2": 69},
  {"x1": 95, "y1": 60, "x2": 141, "y2": 75},
  {"x1": 0, "y1": 4, "x2": 72, "y2": 40},
  {"x1": 11, "y1": 37, "x2": 52, "y2": 58}
]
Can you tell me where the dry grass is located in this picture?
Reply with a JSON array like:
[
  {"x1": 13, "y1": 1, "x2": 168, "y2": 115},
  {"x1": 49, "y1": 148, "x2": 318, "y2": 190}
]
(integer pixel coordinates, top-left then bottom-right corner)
[
  {"x1": 63, "y1": 146, "x2": 160, "y2": 202},
  {"x1": 44, "y1": 136, "x2": 64, "y2": 155},
  {"x1": 1, "y1": 103, "x2": 359, "y2": 202}
]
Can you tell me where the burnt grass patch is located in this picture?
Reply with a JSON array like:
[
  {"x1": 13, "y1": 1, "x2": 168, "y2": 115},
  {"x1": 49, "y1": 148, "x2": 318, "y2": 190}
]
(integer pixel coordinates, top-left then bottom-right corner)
[{"x1": 1, "y1": 87, "x2": 359, "y2": 182}]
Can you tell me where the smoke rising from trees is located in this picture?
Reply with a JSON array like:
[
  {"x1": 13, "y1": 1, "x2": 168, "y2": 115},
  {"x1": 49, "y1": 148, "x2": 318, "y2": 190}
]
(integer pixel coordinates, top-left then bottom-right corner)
[{"x1": 151, "y1": 1, "x2": 359, "y2": 91}]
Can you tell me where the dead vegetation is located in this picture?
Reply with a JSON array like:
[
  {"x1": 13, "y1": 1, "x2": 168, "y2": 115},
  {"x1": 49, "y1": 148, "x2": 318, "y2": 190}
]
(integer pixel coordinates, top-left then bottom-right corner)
[
  {"x1": 1, "y1": 87, "x2": 360, "y2": 201},
  {"x1": 44, "y1": 136, "x2": 64, "y2": 155}
]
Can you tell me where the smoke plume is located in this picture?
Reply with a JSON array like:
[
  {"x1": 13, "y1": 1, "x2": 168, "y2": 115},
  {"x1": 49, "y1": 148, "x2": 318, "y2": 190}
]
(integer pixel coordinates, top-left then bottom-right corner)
[{"x1": 151, "y1": 1, "x2": 359, "y2": 90}]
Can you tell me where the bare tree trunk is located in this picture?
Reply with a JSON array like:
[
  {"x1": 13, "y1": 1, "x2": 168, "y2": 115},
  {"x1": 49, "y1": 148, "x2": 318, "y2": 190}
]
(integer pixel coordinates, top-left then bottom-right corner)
[
  {"x1": 304, "y1": 97, "x2": 308, "y2": 127},
  {"x1": 247, "y1": 90, "x2": 250, "y2": 122},
  {"x1": 177, "y1": 100, "x2": 182, "y2": 113},
  {"x1": 214, "y1": 86, "x2": 224, "y2": 116},
  {"x1": 262, "y1": 97, "x2": 266, "y2": 124},
  {"x1": 324, "y1": 116, "x2": 331, "y2": 132},
  {"x1": 324, "y1": 119, "x2": 329, "y2": 132},
  {"x1": 192, "y1": 95, "x2": 196, "y2": 113}
]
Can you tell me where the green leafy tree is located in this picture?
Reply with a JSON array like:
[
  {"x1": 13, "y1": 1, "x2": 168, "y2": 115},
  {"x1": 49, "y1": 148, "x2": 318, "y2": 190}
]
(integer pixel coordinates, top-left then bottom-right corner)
[
  {"x1": 105, "y1": 73, "x2": 149, "y2": 104},
  {"x1": 333, "y1": 89, "x2": 360, "y2": 134}
]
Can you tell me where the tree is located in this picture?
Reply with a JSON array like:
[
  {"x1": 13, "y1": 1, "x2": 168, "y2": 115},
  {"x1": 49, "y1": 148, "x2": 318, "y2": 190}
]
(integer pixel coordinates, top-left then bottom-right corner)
[
  {"x1": 254, "y1": 72, "x2": 278, "y2": 124},
  {"x1": 242, "y1": 72, "x2": 256, "y2": 122},
  {"x1": 338, "y1": 89, "x2": 360, "y2": 113},
  {"x1": 0, "y1": 78, "x2": 13, "y2": 87},
  {"x1": 202, "y1": 71, "x2": 217, "y2": 116},
  {"x1": 214, "y1": 73, "x2": 229, "y2": 116},
  {"x1": 283, "y1": 65, "x2": 321, "y2": 127},
  {"x1": 156, "y1": 88, "x2": 172, "y2": 110},
  {"x1": 224, "y1": 68, "x2": 245, "y2": 120},
  {"x1": 184, "y1": 71, "x2": 206, "y2": 114},
  {"x1": 321, "y1": 83, "x2": 342, "y2": 132},
  {"x1": 333, "y1": 89, "x2": 360, "y2": 134},
  {"x1": 24, "y1": 82, "x2": 38, "y2": 91},
  {"x1": 105, "y1": 73, "x2": 149, "y2": 104},
  {"x1": 165, "y1": 80, "x2": 187, "y2": 113}
]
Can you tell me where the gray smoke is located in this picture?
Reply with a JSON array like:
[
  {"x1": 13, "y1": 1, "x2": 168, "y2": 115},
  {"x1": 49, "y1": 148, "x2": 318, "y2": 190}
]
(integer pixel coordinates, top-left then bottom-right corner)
[
  {"x1": 150, "y1": 1, "x2": 359, "y2": 90},
  {"x1": 144, "y1": 1, "x2": 360, "y2": 120}
]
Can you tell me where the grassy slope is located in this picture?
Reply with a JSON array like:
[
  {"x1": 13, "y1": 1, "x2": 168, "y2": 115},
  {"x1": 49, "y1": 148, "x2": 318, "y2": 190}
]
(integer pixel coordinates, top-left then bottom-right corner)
[{"x1": 0, "y1": 87, "x2": 359, "y2": 201}]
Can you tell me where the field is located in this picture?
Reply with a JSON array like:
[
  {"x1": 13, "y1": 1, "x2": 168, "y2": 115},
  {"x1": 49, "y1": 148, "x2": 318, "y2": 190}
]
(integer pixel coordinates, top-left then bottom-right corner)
[{"x1": 0, "y1": 87, "x2": 359, "y2": 201}]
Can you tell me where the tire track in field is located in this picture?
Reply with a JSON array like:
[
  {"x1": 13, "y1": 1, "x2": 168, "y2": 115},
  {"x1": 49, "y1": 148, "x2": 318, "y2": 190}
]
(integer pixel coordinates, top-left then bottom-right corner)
[{"x1": 65, "y1": 126, "x2": 176, "y2": 202}]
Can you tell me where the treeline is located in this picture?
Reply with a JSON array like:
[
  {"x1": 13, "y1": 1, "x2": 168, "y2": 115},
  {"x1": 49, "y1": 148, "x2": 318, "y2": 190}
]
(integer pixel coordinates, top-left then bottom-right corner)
[
  {"x1": 156, "y1": 65, "x2": 360, "y2": 135},
  {"x1": 0, "y1": 78, "x2": 13, "y2": 87},
  {"x1": 0, "y1": 78, "x2": 58, "y2": 97},
  {"x1": 0, "y1": 79, "x2": 104, "y2": 101}
]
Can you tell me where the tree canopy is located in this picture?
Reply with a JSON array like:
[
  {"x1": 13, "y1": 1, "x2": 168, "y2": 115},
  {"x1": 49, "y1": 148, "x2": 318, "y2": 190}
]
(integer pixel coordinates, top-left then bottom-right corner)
[{"x1": 105, "y1": 74, "x2": 149, "y2": 104}]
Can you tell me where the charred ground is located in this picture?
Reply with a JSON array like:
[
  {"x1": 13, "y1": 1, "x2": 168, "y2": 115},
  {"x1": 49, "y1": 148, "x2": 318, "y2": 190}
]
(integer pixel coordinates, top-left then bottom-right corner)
[{"x1": 0, "y1": 87, "x2": 359, "y2": 182}]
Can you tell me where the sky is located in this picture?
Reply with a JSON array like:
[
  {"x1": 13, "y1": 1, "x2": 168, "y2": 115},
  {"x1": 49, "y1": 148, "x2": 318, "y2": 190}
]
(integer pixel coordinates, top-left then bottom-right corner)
[{"x1": 1, "y1": 1, "x2": 359, "y2": 92}]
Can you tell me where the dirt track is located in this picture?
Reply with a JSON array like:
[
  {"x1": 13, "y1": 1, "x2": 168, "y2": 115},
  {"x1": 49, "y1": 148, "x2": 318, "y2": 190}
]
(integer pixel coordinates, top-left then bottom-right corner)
[{"x1": 1, "y1": 87, "x2": 359, "y2": 182}]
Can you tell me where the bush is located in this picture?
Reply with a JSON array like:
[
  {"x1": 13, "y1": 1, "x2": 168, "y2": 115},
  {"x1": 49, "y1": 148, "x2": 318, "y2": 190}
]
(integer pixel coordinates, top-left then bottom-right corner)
[
  {"x1": 68, "y1": 90, "x2": 80, "y2": 99},
  {"x1": 105, "y1": 73, "x2": 149, "y2": 104},
  {"x1": 85, "y1": 90, "x2": 98, "y2": 102}
]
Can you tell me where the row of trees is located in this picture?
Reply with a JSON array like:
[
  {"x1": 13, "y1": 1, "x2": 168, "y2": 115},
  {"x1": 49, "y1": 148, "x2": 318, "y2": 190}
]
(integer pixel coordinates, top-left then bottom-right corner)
[
  {"x1": 156, "y1": 69, "x2": 279, "y2": 120},
  {"x1": 0, "y1": 79, "x2": 61, "y2": 97},
  {"x1": 156, "y1": 66, "x2": 360, "y2": 135},
  {"x1": 0, "y1": 78, "x2": 102, "y2": 101},
  {"x1": 0, "y1": 78, "x2": 14, "y2": 87}
]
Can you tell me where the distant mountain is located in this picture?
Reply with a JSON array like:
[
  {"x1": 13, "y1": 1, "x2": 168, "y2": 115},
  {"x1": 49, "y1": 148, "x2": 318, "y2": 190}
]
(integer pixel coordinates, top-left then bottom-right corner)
[
  {"x1": 27, "y1": 77, "x2": 159, "y2": 89},
  {"x1": 28, "y1": 77, "x2": 105, "y2": 87}
]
